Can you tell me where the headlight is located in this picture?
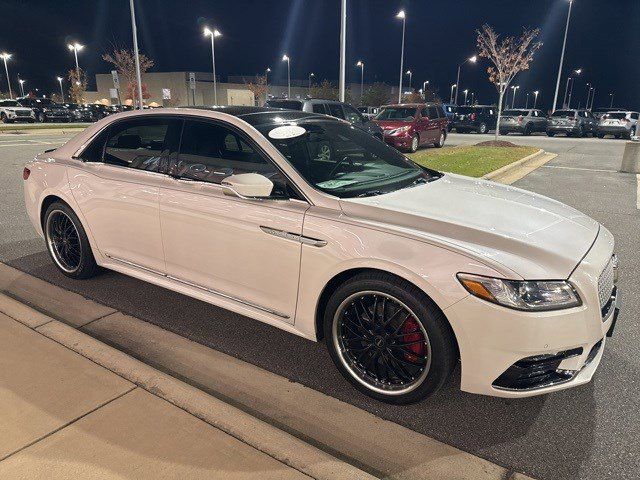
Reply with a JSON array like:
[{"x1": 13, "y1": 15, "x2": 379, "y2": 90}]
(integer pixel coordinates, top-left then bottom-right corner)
[
  {"x1": 388, "y1": 125, "x2": 411, "y2": 136},
  {"x1": 457, "y1": 273, "x2": 582, "y2": 311}
]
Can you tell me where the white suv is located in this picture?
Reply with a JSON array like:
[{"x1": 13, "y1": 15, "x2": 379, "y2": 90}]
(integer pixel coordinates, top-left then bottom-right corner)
[
  {"x1": 23, "y1": 107, "x2": 619, "y2": 404},
  {"x1": 597, "y1": 111, "x2": 639, "y2": 139},
  {"x1": 0, "y1": 99, "x2": 35, "y2": 123}
]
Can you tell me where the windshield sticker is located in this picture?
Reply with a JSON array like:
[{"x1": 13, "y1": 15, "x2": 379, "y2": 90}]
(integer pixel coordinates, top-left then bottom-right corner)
[
  {"x1": 268, "y1": 125, "x2": 306, "y2": 140},
  {"x1": 316, "y1": 179, "x2": 359, "y2": 189}
]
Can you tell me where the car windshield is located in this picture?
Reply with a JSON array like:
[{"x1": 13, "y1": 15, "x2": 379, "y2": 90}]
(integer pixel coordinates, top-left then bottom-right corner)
[
  {"x1": 255, "y1": 119, "x2": 440, "y2": 198},
  {"x1": 604, "y1": 112, "x2": 628, "y2": 119},
  {"x1": 1, "y1": 100, "x2": 20, "y2": 107},
  {"x1": 503, "y1": 110, "x2": 528, "y2": 116},
  {"x1": 265, "y1": 100, "x2": 303, "y2": 110},
  {"x1": 375, "y1": 108, "x2": 416, "y2": 121},
  {"x1": 552, "y1": 110, "x2": 576, "y2": 118}
]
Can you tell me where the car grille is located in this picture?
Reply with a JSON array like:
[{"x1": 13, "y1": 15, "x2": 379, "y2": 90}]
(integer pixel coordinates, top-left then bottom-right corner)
[{"x1": 597, "y1": 256, "x2": 615, "y2": 315}]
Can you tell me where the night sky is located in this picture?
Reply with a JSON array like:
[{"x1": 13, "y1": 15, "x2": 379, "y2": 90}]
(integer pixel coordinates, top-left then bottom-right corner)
[{"x1": 2, "y1": 0, "x2": 639, "y2": 110}]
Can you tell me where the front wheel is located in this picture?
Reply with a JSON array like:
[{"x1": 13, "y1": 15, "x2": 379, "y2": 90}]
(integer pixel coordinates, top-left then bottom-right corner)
[
  {"x1": 324, "y1": 272, "x2": 457, "y2": 404},
  {"x1": 434, "y1": 131, "x2": 446, "y2": 148},
  {"x1": 409, "y1": 134, "x2": 419, "y2": 153},
  {"x1": 44, "y1": 202, "x2": 99, "y2": 279},
  {"x1": 37, "y1": 112, "x2": 45, "y2": 123},
  {"x1": 478, "y1": 122, "x2": 488, "y2": 134},
  {"x1": 547, "y1": 131, "x2": 555, "y2": 137}
]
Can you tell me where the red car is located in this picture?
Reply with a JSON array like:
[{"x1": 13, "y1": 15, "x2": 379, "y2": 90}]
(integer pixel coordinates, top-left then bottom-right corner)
[{"x1": 373, "y1": 103, "x2": 448, "y2": 152}]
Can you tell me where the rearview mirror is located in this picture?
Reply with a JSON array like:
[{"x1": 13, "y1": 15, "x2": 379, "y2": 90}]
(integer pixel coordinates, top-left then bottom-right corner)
[{"x1": 221, "y1": 173, "x2": 274, "y2": 199}]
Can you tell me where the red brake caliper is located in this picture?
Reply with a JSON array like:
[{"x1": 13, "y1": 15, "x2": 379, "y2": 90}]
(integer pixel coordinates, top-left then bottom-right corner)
[{"x1": 400, "y1": 318, "x2": 425, "y2": 362}]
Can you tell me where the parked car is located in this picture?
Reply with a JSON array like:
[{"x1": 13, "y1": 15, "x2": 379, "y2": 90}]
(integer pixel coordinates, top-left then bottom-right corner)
[
  {"x1": 596, "y1": 111, "x2": 639, "y2": 139},
  {"x1": 452, "y1": 105, "x2": 497, "y2": 134},
  {"x1": 441, "y1": 104, "x2": 457, "y2": 131},
  {"x1": 17, "y1": 97, "x2": 74, "y2": 123},
  {"x1": 373, "y1": 103, "x2": 448, "y2": 152},
  {"x1": 357, "y1": 106, "x2": 380, "y2": 119},
  {"x1": 499, "y1": 109, "x2": 549, "y2": 135},
  {"x1": 75, "y1": 104, "x2": 111, "y2": 122},
  {"x1": 0, "y1": 99, "x2": 35, "y2": 123},
  {"x1": 592, "y1": 107, "x2": 628, "y2": 121},
  {"x1": 547, "y1": 109, "x2": 598, "y2": 137},
  {"x1": 23, "y1": 106, "x2": 619, "y2": 403},
  {"x1": 264, "y1": 98, "x2": 383, "y2": 140}
]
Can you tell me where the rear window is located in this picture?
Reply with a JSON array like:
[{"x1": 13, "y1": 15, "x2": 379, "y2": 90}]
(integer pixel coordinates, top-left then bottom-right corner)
[
  {"x1": 503, "y1": 110, "x2": 529, "y2": 116},
  {"x1": 265, "y1": 100, "x2": 303, "y2": 110},
  {"x1": 552, "y1": 110, "x2": 576, "y2": 118},
  {"x1": 604, "y1": 112, "x2": 629, "y2": 119}
]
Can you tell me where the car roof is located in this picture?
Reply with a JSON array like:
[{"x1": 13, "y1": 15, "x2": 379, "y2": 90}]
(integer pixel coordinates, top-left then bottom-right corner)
[
  {"x1": 180, "y1": 105, "x2": 333, "y2": 127},
  {"x1": 382, "y1": 103, "x2": 439, "y2": 108}
]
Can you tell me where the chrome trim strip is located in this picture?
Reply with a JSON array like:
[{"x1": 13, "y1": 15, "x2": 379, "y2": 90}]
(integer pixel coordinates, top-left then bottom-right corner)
[
  {"x1": 260, "y1": 226, "x2": 327, "y2": 247},
  {"x1": 104, "y1": 254, "x2": 290, "y2": 319}
]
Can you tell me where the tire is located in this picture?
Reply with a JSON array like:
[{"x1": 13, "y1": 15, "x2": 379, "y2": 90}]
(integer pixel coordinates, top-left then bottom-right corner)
[
  {"x1": 434, "y1": 130, "x2": 446, "y2": 148},
  {"x1": 523, "y1": 124, "x2": 532, "y2": 136},
  {"x1": 500, "y1": 131, "x2": 508, "y2": 135},
  {"x1": 478, "y1": 122, "x2": 488, "y2": 134},
  {"x1": 37, "y1": 112, "x2": 45, "y2": 123},
  {"x1": 409, "y1": 134, "x2": 419, "y2": 153},
  {"x1": 1, "y1": 113, "x2": 8, "y2": 124},
  {"x1": 596, "y1": 133, "x2": 605, "y2": 139},
  {"x1": 578, "y1": 126, "x2": 585, "y2": 138},
  {"x1": 43, "y1": 202, "x2": 98, "y2": 279},
  {"x1": 323, "y1": 272, "x2": 457, "y2": 405},
  {"x1": 547, "y1": 131, "x2": 555, "y2": 137},
  {"x1": 614, "y1": 134, "x2": 621, "y2": 139}
]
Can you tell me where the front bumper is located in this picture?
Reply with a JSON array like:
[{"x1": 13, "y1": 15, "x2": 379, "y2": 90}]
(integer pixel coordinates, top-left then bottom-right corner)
[
  {"x1": 446, "y1": 227, "x2": 617, "y2": 398},
  {"x1": 383, "y1": 133, "x2": 412, "y2": 149}
]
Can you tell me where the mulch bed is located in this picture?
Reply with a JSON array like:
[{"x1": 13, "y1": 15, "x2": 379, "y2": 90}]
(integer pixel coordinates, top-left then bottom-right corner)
[{"x1": 475, "y1": 140, "x2": 520, "y2": 147}]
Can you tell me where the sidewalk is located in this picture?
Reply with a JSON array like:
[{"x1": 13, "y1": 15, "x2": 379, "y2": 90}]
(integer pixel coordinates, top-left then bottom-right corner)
[{"x1": 0, "y1": 311, "x2": 311, "y2": 479}]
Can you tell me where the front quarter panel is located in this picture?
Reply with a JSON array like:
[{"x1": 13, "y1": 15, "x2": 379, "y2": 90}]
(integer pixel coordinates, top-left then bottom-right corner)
[{"x1": 295, "y1": 206, "x2": 504, "y2": 340}]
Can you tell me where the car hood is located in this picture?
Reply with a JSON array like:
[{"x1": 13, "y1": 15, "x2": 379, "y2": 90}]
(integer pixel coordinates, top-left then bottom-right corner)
[
  {"x1": 4, "y1": 107, "x2": 31, "y2": 112},
  {"x1": 374, "y1": 120, "x2": 414, "y2": 130},
  {"x1": 340, "y1": 174, "x2": 599, "y2": 279}
]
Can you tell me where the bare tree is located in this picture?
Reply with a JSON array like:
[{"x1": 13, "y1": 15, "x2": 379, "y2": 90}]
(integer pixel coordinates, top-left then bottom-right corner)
[
  {"x1": 103, "y1": 49, "x2": 154, "y2": 105},
  {"x1": 68, "y1": 68, "x2": 88, "y2": 104},
  {"x1": 476, "y1": 24, "x2": 542, "y2": 139},
  {"x1": 362, "y1": 82, "x2": 392, "y2": 107},
  {"x1": 245, "y1": 75, "x2": 268, "y2": 106},
  {"x1": 310, "y1": 79, "x2": 339, "y2": 101}
]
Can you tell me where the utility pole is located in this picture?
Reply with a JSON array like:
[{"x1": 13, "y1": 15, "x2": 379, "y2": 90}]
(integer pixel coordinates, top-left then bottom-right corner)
[
  {"x1": 553, "y1": 0, "x2": 573, "y2": 113},
  {"x1": 339, "y1": 0, "x2": 347, "y2": 102},
  {"x1": 129, "y1": 0, "x2": 144, "y2": 109}
]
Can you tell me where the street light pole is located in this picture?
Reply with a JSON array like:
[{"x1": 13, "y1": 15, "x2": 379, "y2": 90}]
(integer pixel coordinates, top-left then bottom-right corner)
[
  {"x1": 406, "y1": 70, "x2": 412, "y2": 90},
  {"x1": 67, "y1": 43, "x2": 84, "y2": 81},
  {"x1": 57, "y1": 76, "x2": 65, "y2": 102},
  {"x1": 590, "y1": 87, "x2": 596, "y2": 110},
  {"x1": 455, "y1": 55, "x2": 477, "y2": 106},
  {"x1": 0, "y1": 53, "x2": 12, "y2": 99},
  {"x1": 463, "y1": 89, "x2": 468, "y2": 105},
  {"x1": 534, "y1": 90, "x2": 539, "y2": 109},
  {"x1": 265, "y1": 67, "x2": 271, "y2": 101},
  {"x1": 552, "y1": 0, "x2": 573, "y2": 113},
  {"x1": 18, "y1": 79, "x2": 25, "y2": 97},
  {"x1": 308, "y1": 72, "x2": 314, "y2": 96},
  {"x1": 204, "y1": 27, "x2": 222, "y2": 105},
  {"x1": 525, "y1": 92, "x2": 530, "y2": 108},
  {"x1": 567, "y1": 68, "x2": 581, "y2": 108},
  {"x1": 282, "y1": 55, "x2": 291, "y2": 98},
  {"x1": 511, "y1": 85, "x2": 519, "y2": 108},
  {"x1": 356, "y1": 61, "x2": 364, "y2": 104},
  {"x1": 129, "y1": 0, "x2": 144, "y2": 110},
  {"x1": 470, "y1": 91, "x2": 475, "y2": 105},
  {"x1": 339, "y1": 0, "x2": 346, "y2": 102},
  {"x1": 609, "y1": 92, "x2": 614, "y2": 108},
  {"x1": 397, "y1": 10, "x2": 406, "y2": 103},
  {"x1": 450, "y1": 83, "x2": 456, "y2": 104},
  {"x1": 563, "y1": 77, "x2": 572, "y2": 108}
]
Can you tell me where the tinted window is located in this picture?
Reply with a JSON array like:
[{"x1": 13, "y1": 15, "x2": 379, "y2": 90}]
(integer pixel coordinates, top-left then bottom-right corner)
[
  {"x1": 0, "y1": 100, "x2": 20, "y2": 107},
  {"x1": 343, "y1": 104, "x2": 363, "y2": 124},
  {"x1": 456, "y1": 107, "x2": 475, "y2": 115},
  {"x1": 80, "y1": 129, "x2": 110, "y2": 162},
  {"x1": 104, "y1": 118, "x2": 177, "y2": 171},
  {"x1": 427, "y1": 106, "x2": 439, "y2": 118},
  {"x1": 553, "y1": 110, "x2": 576, "y2": 118},
  {"x1": 326, "y1": 103, "x2": 345, "y2": 119},
  {"x1": 503, "y1": 110, "x2": 529, "y2": 116},
  {"x1": 175, "y1": 120, "x2": 283, "y2": 190},
  {"x1": 605, "y1": 112, "x2": 629, "y2": 119},
  {"x1": 265, "y1": 100, "x2": 303, "y2": 110},
  {"x1": 632, "y1": 113, "x2": 639, "y2": 120},
  {"x1": 312, "y1": 103, "x2": 327, "y2": 114}
]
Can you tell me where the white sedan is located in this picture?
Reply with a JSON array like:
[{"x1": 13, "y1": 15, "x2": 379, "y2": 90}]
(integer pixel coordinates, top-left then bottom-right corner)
[{"x1": 23, "y1": 107, "x2": 619, "y2": 404}]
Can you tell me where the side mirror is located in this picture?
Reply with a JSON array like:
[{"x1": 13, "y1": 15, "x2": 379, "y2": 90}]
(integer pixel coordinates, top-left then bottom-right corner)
[{"x1": 221, "y1": 173, "x2": 274, "y2": 199}]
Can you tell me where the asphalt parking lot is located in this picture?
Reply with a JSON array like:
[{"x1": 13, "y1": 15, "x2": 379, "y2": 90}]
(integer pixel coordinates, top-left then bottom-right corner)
[{"x1": 1, "y1": 130, "x2": 638, "y2": 480}]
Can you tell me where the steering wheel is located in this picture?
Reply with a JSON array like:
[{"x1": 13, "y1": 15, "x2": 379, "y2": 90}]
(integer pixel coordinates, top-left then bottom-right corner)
[{"x1": 328, "y1": 155, "x2": 355, "y2": 179}]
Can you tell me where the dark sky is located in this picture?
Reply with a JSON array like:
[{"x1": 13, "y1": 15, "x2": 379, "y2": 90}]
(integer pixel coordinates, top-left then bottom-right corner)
[{"x1": 2, "y1": 0, "x2": 639, "y2": 110}]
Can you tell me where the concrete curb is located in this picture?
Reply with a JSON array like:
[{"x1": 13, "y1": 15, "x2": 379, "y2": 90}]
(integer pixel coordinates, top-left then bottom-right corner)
[
  {"x1": 483, "y1": 149, "x2": 557, "y2": 184},
  {"x1": 0, "y1": 262, "x2": 536, "y2": 480},
  {"x1": 0, "y1": 293, "x2": 375, "y2": 480}
]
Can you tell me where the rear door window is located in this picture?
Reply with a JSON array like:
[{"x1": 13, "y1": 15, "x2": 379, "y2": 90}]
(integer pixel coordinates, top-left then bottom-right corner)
[
  {"x1": 312, "y1": 103, "x2": 328, "y2": 114},
  {"x1": 427, "y1": 106, "x2": 439, "y2": 118},
  {"x1": 326, "y1": 103, "x2": 345, "y2": 119}
]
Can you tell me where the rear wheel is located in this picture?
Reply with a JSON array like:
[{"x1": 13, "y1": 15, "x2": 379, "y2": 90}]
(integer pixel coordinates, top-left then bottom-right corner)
[
  {"x1": 478, "y1": 122, "x2": 488, "y2": 134},
  {"x1": 547, "y1": 131, "x2": 555, "y2": 137},
  {"x1": 44, "y1": 202, "x2": 98, "y2": 279},
  {"x1": 1, "y1": 113, "x2": 8, "y2": 123},
  {"x1": 596, "y1": 133, "x2": 605, "y2": 139},
  {"x1": 614, "y1": 134, "x2": 621, "y2": 139},
  {"x1": 409, "y1": 134, "x2": 419, "y2": 153},
  {"x1": 523, "y1": 124, "x2": 533, "y2": 136},
  {"x1": 434, "y1": 131, "x2": 446, "y2": 148},
  {"x1": 324, "y1": 272, "x2": 457, "y2": 404}
]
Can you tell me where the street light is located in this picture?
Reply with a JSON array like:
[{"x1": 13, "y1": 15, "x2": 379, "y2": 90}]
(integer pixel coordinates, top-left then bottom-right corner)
[
  {"x1": 0, "y1": 53, "x2": 12, "y2": 99},
  {"x1": 511, "y1": 85, "x2": 520, "y2": 108},
  {"x1": 564, "y1": 68, "x2": 581, "y2": 108},
  {"x1": 450, "y1": 83, "x2": 457, "y2": 104},
  {"x1": 463, "y1": 89, "x2": 469, "y2": 105},
  {"x1": 533, "y1": 90, "x2": 540, "y2": 108},
  {"x1": 265, "y1": 67, "x2": 271, "y2": 100},
  {"x1": 18, "y1": 78, "x2": 25, "y2": 97},
  {"x1": 396, "y1": 9, "x2": 406, "y2": 103},
  {"x1": 405, "y1": 70, "x2": 412, "y2": 90},
  {"x1": 282, "y1": 54, "x2": 291, "y2": 98},
  {"x1": 356, "y1": 60, "x2": 364, "y2": 103},
  {"x1": 67, "y1": 42, "x2": 84, "y2": 81},
  {"x1": 308, "y1": 72, "x2": 315, "y2": 96},
  {"x1": 525, "y1": 92, "x2": 530, "y2": 108},
  {"x1": 203, "y1": 27, "x2": 222, "y2": 105},
  {"x1": 57, "y1": 76, "x2": 65, "y2": 102},
  {"x1": 609, "y1": 92, "x2": 614, "y2": 108},
  {"x1": 455, "y1": 55, "x2": 477, "y2": 105},
  {"x1": 552, "y1": 0, "x2": 574, "y2": 113},
  {"x1": 470, "y1": 91, "x2": 475, "y2": 105}
]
